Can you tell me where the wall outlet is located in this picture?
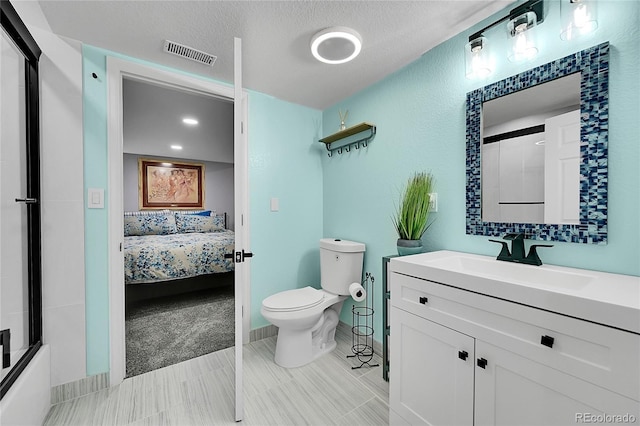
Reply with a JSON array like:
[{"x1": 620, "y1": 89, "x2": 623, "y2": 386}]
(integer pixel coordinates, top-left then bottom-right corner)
[{"x1": 429, "y1": 192, "x2": 438, "y2": 212}]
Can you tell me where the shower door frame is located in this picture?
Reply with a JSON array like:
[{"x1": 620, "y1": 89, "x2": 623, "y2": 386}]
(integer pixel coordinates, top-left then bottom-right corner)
[{"x1": 0, "y1": 0, "x2": 43, "y2": 400}]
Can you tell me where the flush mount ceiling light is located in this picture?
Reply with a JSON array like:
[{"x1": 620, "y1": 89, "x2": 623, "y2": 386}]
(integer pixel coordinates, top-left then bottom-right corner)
[
  {"x1": 170, "y1": 145, "x2": 183, "y2": 150},
  {"x1": 310, "y1": 27, "x2": 362, "y2": 65},
  {"x1": 182, "y1": 117, "x2": 198, "y2": 125}
]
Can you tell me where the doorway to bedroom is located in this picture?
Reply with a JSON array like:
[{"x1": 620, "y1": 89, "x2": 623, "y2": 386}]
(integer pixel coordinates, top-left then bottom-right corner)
[
  {"x1": 121, "y1": 78, "x2": 236, "y2": 377},
  {"x1": 106, "y1": 55, "x2": 251, "y2": 396}
]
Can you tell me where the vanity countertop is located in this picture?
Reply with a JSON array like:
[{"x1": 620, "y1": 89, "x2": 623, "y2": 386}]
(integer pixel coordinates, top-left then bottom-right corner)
[{"x1": 390, "y1": 250, "x2": 640, "y2": 334}]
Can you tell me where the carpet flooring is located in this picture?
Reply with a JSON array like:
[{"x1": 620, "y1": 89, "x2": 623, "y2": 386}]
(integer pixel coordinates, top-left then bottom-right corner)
[{"x1": 125, "y1": 284, "x2": 234, "y2": 377}]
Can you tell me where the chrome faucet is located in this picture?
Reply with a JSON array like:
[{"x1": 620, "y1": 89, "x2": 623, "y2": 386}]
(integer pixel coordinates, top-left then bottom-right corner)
[{"x1": 489, "y1": 233, "x2": 553, "y2": 266}]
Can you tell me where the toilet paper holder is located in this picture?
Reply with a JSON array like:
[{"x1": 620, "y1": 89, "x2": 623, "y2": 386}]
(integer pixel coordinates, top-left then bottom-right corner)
[{"x1": 347, "y1": 272, "x2": 380, "y2": 370}]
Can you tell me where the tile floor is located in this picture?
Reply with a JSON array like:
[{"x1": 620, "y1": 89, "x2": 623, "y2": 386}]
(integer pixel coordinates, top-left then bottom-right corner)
[{"x1": 43, "y1": 326, "x2": 389, "y2": 425}]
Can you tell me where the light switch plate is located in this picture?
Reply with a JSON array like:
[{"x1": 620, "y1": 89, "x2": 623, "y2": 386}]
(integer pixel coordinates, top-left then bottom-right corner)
[
  {"x1": 270, "y1": 197, "x2": 279, "y2": 212},
  {"x1": 429, "y1": 192, "x2": 438, "y2": 212},
  {"x1": 88, "y1": 188, "x2": 104, "y2": 209}
]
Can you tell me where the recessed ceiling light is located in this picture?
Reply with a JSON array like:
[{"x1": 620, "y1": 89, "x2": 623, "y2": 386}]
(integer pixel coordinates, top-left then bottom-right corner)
[
  {"x1": 170, "y1": 145, "x2": 183, "y2": 150},
  {"x1": 310, "y1": 27, "x2": 362, "y2": 65},
  {"x1": 182, "y1": 117, "x2": 198, "y2": 125}
]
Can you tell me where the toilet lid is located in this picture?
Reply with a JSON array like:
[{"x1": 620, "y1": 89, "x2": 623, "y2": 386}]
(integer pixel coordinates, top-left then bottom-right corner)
[{"x1": 262, "y1": 286, "x2": 324, "y2": 312}]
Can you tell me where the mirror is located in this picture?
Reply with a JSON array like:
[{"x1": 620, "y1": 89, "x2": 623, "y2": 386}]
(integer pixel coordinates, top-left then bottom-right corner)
[
  {"x1": 482, "y1": 73, "x2": 581, "y2": 225},
  {"x1": 466, "y1": 42, "x2": 609, "y2": 244}
]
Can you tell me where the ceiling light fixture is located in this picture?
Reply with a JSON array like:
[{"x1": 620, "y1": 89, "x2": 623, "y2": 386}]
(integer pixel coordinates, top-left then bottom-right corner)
[
  {"x1": 310, "y1": 27, "x2": 362, "y2": 65},
  {"x1": 182, "y1": 117, "x2": 198, "y2": 125},
  {"x1": 170, "y1": 145, "x2": 183, "y2": 150}
]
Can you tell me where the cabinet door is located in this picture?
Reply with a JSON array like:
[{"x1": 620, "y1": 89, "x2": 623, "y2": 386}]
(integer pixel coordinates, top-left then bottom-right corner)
[
  {"x1": 475, "y1": 340, "x2": 640, "y2": 426},
  {"x1": 390, "y1": 307, "x2": 474, "y2": 425}
]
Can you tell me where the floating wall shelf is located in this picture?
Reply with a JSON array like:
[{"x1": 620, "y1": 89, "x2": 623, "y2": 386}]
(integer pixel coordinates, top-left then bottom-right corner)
[{"x1": 319, "y1": 122, "x2": 376, "y2": 157}]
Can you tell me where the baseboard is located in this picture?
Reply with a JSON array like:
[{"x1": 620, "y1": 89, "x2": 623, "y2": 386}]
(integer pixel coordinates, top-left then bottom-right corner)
[
  {"x1": 249, "y1": 321, "x2": 382, "y2": 356},
  {"x1": 50, "y1": 372, "x2": 109, "y2": 405},
  {"x1": 249, "y1": 324, "x2": 278, "y2": 342}
]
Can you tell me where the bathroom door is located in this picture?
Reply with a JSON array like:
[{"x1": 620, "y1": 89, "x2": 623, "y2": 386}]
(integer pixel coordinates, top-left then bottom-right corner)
[
  {"x1": 544, "y1": 109, "x2": 580, "y2": 224},
  {"x1": 233, "y1": 36, "x2": 248, "y2": 422}
]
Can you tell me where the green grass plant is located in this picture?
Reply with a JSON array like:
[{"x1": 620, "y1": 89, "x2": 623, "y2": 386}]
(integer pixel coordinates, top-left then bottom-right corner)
[{"x1": 393, "y1": 172, "x2": 435, "y2": 241}]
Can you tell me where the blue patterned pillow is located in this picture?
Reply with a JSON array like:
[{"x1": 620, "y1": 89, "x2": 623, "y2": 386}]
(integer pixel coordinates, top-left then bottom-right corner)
[
  {"x1": 178, "y1": 210, "x2": 214, "y2": 216},
  {"x1": 124, "y1": 210, "x2": 171, "y2": 217},
  {"x1": 124, "y1": 213, "x2": 177, "y2": 236},
  {"x1": 175, "y1": 214, "x2": 224, "y2": 233},
  {"x1": 212, "y1": 214, "x2": 225, "y2": 229}
]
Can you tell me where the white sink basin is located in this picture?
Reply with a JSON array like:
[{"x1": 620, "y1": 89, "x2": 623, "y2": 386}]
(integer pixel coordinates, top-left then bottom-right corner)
[
  {"x1": 425, "y1": 254, "x2": 594, "y2": 290},
  {"x1": 390, "y1": 250, "x2": 640, "y2": 334}
]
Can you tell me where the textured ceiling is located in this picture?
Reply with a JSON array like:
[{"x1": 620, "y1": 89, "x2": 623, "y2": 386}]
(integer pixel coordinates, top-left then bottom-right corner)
[{"x1": 37, "y1": 0, "x2": 514, "y2": 110}]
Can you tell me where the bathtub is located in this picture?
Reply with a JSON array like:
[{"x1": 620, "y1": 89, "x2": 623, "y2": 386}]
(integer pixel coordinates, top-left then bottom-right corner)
[{"x1": 0, "y1": 345, "x2": 50, "y2": 426}]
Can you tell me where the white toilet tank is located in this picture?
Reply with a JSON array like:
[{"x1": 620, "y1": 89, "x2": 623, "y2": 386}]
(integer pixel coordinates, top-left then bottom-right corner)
[{"x1": 319, "y1": 238, "x2": 365, "y2": 295}]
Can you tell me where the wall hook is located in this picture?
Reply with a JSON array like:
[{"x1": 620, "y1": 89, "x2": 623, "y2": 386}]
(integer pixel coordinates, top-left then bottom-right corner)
[
  {"x1": 92, "y1": 72, "x2": 99, "y2": 79},
  {"x1": 345, "y1": 145, "x2": 351, "y2": 152},
  {"x1": 328, "y1": 151, "x2": 333, "y2": 157}
]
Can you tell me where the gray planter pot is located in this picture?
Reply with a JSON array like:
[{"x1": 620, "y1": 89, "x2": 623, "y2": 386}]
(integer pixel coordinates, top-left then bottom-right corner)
[{"x1": 397, "y1": 238, "x2": 423, "y2": 256}]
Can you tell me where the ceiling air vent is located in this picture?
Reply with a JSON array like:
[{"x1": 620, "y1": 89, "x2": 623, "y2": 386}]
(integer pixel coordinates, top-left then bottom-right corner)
[{"x1": 163, "y1": 40, "x2": 217, "y2": 67}]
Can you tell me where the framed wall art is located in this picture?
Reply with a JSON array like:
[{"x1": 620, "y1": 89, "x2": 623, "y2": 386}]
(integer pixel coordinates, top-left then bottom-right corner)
[{"x1": 138, "y1": 158, "x2": 205, "y2": 209}]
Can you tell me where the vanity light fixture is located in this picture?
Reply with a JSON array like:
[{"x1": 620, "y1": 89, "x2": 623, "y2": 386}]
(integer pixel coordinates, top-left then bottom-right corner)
[
  {"x1": 465, "y1": 36, "x2": 492, "y2": 79},
  {"x1": 507, "y1": 11, "x2": 539, "y2": 62},
  {"x1": 560, "y1": 0, "x2": 598, "y2": 41},
  {"x1": 465, "y1": 0, "x2": 544, "y2": 79},
  {"x1": 310, "y1": 27, "x2": 362, "y2": 65},
  {"x1": 182, "y1": 117, "x2": 198, "y2": 125}
]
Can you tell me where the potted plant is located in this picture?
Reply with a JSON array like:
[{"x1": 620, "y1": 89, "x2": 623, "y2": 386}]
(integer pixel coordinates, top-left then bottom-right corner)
[{"x1": 393, "y1": 171, "x2": 435, "y2": 256}]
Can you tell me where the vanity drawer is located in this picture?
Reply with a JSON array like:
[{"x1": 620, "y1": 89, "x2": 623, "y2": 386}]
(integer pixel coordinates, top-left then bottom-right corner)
[{"x1": 391, "y1": 272, "x2": 640, "y2": 401}]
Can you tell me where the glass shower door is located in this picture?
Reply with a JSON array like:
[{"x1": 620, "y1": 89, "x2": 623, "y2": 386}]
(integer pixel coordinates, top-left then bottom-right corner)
[
  {"x1": 0, "y1": 0, "x2": 42, "y2": 399},
  {"x1": 1, "y1": 22, "x2": 30, "y2": 383}
]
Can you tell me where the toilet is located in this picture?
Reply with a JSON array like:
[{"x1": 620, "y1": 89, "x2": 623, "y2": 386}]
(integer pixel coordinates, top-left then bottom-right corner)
[{"x1": 261, "y1": 238, "x2": 365, "y2": 368}]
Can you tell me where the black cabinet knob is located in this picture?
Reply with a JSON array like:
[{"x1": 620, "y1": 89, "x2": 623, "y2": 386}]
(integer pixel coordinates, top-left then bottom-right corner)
[
  {"x1": 458, "y1": 350, "x2": 468, "y2": 361},
  {"x1": 419, "y1": 296, "x2": 428, "y2": 305},
  {"x1": 541, "y1": 335, "x2": 555, "y2": 348},
  {"x1": 477, "y1": 358, "x2": 488, "y2": 369}
]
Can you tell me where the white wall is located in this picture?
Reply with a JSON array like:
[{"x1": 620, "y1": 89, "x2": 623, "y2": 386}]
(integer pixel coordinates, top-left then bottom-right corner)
[
  {"x1": 122, "y1": 154, "x2": 235, "y2": 228},
  {"x1": 12, "y1": 2, "x2": 87, "y2": 388}
]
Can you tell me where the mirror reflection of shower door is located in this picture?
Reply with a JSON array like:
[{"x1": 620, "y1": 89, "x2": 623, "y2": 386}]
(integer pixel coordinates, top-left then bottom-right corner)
[{"x1": 0, "y1": 3, "x2": 42, "y2": 399}]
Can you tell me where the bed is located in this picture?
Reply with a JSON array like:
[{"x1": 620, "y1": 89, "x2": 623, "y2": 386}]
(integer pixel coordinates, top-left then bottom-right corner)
[{"x1": 123, "y1": 210, "x2": 234, "y2": 285}]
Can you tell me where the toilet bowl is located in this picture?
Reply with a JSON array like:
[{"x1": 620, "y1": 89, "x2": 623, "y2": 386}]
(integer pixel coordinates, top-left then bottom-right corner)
[
  {"x1": 261, "y1": 238, "x2": 365, "y2": 368},
  {"x1": 262, "y1": 286, "x2": 346, "y2": 368}
]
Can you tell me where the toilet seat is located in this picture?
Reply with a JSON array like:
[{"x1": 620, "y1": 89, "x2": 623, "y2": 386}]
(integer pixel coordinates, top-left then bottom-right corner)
[{"x1": 262, "y1": 286, "x2": 324, "y2": 312}]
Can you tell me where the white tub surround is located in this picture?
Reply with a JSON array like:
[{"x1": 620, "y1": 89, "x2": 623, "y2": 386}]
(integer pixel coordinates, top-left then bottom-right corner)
[
  {"x1": 0, "y1": 345, "x2": 51, "y2": 426},
  {"x1": 389, "y1": 250, "x2": 640, "y2": 425}
]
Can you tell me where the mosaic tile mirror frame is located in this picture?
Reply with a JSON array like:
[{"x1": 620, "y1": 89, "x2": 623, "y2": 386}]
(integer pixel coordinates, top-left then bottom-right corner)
[{"x1": 466, "y1": 42, "x2": 609, "y2": 244}]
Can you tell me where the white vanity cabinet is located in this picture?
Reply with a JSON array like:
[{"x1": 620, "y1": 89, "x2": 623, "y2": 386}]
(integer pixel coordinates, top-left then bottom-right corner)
[{"x1": 389, "y1": 254, "x2": 640, "y2": 426}]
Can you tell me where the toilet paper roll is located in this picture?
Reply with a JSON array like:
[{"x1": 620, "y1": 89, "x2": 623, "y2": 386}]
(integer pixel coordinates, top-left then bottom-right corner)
[{"x1": 349, "y1": 282, "x2": 366, "y2": 302}]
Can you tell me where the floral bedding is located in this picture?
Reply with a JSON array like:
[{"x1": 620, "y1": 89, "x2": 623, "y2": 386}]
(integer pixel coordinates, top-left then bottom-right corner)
[{"x1": 124, "y1": 230, "x2": 235, "y2": 284}]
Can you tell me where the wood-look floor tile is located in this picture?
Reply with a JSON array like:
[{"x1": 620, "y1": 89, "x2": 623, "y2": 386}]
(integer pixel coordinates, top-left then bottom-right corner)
[
  {"x1": 44, "y1": 322, "x2": 389, "y2": 426},
  {"x1": 335, "y1": 397, "x2": 389, "y2": 426},
  {"x1": 357, "y1": 368, "x2": 389, "y2": 402}
]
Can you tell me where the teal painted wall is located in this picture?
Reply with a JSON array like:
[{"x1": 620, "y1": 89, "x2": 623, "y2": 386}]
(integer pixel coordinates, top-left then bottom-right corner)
[
  {"x1": 322, "y1": 1, "x2": 640, "y2": 335},
  {"x1": 82, "y1": 46, "x2": 322, "y2": 374}
]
